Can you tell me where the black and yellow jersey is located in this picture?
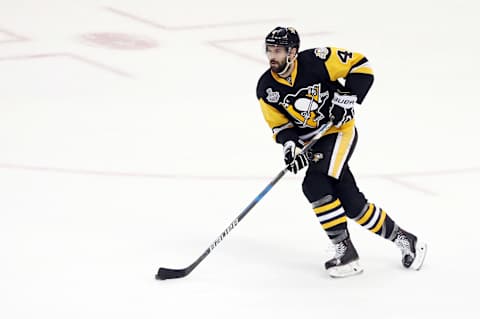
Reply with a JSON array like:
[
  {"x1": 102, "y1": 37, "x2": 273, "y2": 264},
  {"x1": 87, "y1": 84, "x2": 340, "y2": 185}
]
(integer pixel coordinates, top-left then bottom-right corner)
[{"x1": 256, "y1": 47, "x2": 374, "y2": 144}]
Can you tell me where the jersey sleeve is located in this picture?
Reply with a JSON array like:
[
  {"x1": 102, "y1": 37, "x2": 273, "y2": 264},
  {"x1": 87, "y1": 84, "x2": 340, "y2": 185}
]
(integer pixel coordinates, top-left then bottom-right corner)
[
  {"x1": 256, "y1": 73, "x2": 300, "y2": 144},
  {"x1": 322, "y1": 47, "x2": 374, "y2": 104},
  {"x1": 324, "y1": 47, "x2": 374, "y2": 81},
  {"x1": 259, "y1": 98, "x2": 295, "y2": 142}
]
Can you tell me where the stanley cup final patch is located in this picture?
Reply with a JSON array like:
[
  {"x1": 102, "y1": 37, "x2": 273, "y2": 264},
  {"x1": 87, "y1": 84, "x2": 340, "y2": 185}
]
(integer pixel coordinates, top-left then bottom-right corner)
[{"x1": 266, "y1": 88, "x2": 280, "y2": 103}]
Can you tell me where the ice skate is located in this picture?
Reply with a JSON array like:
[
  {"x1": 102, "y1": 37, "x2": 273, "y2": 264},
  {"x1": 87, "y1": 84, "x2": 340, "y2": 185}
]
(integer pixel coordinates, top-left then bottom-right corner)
[
  {"x1": 393, "y1": 228, "x2": 427, "y2": 270},
  {"x1": 325, "y1": 237, "x2": 363, "y2": 278}
]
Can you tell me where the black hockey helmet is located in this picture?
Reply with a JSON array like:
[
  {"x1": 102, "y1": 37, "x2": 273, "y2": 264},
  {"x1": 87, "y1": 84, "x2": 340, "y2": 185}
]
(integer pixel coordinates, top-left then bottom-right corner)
[{"x1": 265, "y1": 26, "x2": 300, "y2": 50}]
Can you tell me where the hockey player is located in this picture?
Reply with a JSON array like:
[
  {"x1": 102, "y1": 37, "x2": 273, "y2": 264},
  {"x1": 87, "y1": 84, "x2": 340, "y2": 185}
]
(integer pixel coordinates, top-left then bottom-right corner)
[{"x1": 256, "y1": 26, "x2": 427, "y2": 278}]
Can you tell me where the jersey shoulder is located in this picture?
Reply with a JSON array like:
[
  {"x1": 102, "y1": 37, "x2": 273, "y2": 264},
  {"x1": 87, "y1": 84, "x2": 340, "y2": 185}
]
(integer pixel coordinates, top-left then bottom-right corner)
[
  {"x1": 300, "y1": 46, "x2": 370, "y2": 81},
  {"x1": 256, "y1": 69, "x2": 275, "y2": 99},
  {"x1": 298, "y1": 47, "x2": 333, "y2": 62}
]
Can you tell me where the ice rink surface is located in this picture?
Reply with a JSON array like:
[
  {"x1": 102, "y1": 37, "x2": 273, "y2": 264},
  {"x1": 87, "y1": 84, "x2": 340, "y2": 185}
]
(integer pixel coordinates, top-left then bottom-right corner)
[{"x1": 1, "y1": 0, "x2": 479, "y2": 318}]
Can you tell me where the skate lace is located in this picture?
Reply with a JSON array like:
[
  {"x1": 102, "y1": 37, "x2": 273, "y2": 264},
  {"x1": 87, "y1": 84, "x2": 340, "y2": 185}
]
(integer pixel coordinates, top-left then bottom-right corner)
[
  {"x1": 334, "y1": 242, "x2": 347, "y2": 259},
  {"x1": 394, "y1": 234, "x2": 412, "y2": 257}
]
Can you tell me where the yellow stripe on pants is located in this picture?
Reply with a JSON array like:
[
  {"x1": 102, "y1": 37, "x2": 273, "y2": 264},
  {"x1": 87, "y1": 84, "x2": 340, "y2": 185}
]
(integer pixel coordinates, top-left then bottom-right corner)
[{"x1": 328, "y1": 123, "x2": 355, "y2": 179}]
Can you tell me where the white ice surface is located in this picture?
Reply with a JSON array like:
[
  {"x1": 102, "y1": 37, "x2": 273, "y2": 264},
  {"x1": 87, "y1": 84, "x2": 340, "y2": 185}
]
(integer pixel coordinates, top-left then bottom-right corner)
[{"x1": 0, "y1": 0, "x2": 479, "y2": 318}]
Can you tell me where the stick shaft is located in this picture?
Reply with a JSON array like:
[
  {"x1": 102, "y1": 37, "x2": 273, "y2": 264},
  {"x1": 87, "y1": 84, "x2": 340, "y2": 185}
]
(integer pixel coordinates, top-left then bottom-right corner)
[{"x1": 157, "y1": 122, "x2": 333, "y2": 279}]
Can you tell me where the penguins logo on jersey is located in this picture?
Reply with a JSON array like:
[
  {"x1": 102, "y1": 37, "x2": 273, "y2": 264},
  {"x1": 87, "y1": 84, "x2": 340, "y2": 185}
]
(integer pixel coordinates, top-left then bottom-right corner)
[{"x1": 280, "y1": 84, "x2": 329, "y2": 128}]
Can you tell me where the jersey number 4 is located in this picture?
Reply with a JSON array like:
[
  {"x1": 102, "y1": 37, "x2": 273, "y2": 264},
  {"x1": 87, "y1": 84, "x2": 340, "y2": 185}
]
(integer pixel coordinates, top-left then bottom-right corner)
[{"x1": 337, "y1": 50, "x2": 353, "y2": 63}]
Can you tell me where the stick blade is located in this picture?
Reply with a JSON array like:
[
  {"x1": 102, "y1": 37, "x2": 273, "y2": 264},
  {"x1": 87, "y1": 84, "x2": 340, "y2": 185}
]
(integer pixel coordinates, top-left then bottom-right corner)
[{"x1": 155, "y1": 267, "x2": 189, "y2": 280}]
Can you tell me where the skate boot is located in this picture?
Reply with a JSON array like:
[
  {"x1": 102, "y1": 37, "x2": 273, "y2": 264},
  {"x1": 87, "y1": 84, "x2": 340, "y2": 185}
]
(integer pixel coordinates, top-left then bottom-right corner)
[
  {"x1": 393, "y1": 228, "x2": 427, "y2": 270},
  {"x1": 325, "y1": 237, "x2": 363, "y2": 278}
]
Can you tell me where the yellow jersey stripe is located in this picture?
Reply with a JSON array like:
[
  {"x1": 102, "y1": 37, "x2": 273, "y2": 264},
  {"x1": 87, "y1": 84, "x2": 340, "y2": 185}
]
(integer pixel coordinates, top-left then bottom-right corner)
[
  {"x1": 325, "y1": 47, "x2": 368, "y2": 81},
  {"x1": 259, "y1": 98, "x2": 290, "y2": 131},
  {"x1": 350, "y1": 66, "x2": 373, "y2": 75}
]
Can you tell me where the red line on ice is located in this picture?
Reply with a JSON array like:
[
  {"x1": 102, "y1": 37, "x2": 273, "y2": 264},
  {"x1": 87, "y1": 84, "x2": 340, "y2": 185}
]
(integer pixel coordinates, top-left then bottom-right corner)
[
  {"x1": 0, "y1": 52, "x2": 132, "y2": 78},
  {"x1": 105, "y1": 7, "x2": 290, "y2": 31},
  {"x1": 0, "y1": 28, "x2": 29, "y2": 44}
]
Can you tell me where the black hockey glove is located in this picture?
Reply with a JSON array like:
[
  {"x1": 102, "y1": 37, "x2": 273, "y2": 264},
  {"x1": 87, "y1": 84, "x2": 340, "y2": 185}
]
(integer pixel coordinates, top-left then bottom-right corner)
[
  {"x1": 288, "y1": 153, "x2": 310, "y2": 174},
  {"x1": 329, "y1": 90, "x2": 357, "y2": 127},
  {"x1": 283, "y1": 140, "x2": 309, "y2": 174}
]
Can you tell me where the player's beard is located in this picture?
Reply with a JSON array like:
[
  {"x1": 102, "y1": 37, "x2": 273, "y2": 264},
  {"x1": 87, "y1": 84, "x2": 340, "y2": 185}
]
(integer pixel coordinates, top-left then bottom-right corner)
[{"x1": 269, "y1": 58, "x2": 287, "y2": 73}]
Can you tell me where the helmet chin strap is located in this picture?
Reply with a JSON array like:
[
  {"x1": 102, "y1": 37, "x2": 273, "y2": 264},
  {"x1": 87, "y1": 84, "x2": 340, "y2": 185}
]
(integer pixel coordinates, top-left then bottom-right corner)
[{"x1": 277, "y1": 49, "x2": 298, "y2": 77}]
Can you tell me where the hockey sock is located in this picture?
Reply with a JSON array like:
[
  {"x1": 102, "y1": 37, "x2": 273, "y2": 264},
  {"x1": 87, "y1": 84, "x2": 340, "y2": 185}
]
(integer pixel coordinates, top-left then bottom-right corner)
[
  {"x1": 353, "y1": 203, "x2": 397, "y2": 239},
  {"x1": 312, "y1": 195, "x2": 348, "y2": 243}
]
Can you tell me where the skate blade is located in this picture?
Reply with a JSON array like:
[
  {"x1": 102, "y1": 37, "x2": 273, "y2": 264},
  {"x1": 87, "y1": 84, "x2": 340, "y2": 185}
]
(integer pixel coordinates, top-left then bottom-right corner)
[
  {"x1": 411, "y1": 241, "x2": 427, "y2": 270},
  {"x1": 327, "y1": 260, "x2": 363, "y2": 278}
]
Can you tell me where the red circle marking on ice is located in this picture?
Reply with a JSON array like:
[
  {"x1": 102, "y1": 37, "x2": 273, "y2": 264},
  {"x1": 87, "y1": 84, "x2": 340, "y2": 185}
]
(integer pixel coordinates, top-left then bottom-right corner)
[{"x1": 80, "y1": 32, "x2": 158, "y2": 50}]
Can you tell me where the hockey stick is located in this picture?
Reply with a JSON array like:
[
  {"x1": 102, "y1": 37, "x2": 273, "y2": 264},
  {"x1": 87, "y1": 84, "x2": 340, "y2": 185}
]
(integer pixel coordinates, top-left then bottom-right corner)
[{"x1": 155, "y1": 121, "x2": 333, "y2": 280}]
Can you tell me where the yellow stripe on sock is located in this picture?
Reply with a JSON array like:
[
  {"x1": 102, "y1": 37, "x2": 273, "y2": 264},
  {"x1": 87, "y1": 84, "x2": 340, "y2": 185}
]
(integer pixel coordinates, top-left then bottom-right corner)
[
  {"x1": 357, "y1": 204, "x2": 374, "y2": 225},
  {"x1": 322, "y1": 216, "x2": 347, "y2": 229},
  {"x1": 370, "y1": 210, "x2": 387, "y2": 233},
  {"x1": 314, "y1": 199, "x2": 341, "y2": 215}
]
